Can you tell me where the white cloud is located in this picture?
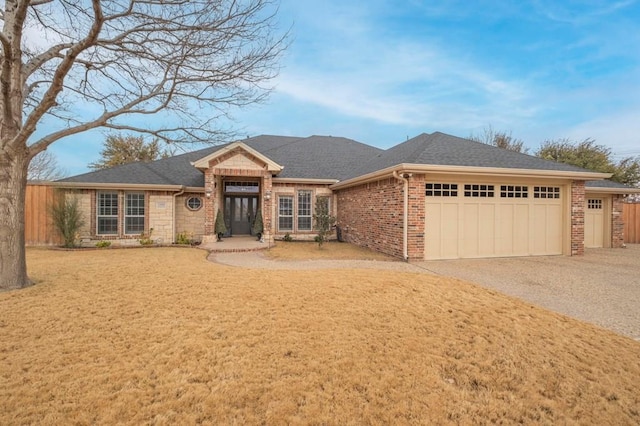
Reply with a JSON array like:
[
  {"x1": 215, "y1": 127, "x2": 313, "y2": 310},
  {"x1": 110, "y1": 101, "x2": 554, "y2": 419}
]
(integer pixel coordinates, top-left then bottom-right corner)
[{"x1": 565, "y1": 110, "x2": 640, "y2": 157}]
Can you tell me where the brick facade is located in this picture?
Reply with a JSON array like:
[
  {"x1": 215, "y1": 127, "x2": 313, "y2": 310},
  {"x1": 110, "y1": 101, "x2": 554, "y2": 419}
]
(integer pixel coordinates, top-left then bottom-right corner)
[
  {"x1": 201, "y1": 149, "x2": 274, "y2": 243},
  {"x1": 571, "y1": 181, "x2": 586, "y2": 255},
  {"x1": 335, "y1": 177, "x2": 404, "y2": 259}
]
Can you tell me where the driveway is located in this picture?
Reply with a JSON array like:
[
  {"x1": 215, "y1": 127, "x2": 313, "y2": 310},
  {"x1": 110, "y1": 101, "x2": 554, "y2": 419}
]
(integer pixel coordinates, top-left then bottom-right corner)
[{"x1": 417, "y1": 244, "x2": 640, "y2": 340}]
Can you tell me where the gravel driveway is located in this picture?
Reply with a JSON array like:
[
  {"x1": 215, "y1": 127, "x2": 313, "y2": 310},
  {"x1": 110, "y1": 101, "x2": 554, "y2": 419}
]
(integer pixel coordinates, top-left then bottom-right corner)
[
  {"x1": 418, "y1": 245, "x2": 640, "y2": 340},
  {"x1": 211, "y1": 245, "x2": 640, "y2": 340}
]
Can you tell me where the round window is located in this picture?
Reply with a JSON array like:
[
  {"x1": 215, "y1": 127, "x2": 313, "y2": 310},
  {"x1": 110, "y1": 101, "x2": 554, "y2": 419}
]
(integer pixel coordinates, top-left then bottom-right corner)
[{"x1": 186, "y1": 196, "x2": 202, "y2": 211}]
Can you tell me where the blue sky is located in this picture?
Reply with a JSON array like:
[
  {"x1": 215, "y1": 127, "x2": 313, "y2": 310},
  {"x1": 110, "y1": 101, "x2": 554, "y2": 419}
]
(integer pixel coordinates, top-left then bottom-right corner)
[{"x1": 49, "y1": 0, "x2": 640, "y2": 175}]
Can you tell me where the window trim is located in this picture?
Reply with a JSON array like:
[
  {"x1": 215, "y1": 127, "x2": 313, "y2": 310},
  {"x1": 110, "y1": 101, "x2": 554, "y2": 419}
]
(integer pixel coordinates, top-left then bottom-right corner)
[
  {"x1": 186, "y1": 196, "x2": 203, "y2": 211},
  {"x1": 297, "y1": 190, "x2": 313, "y2": 231},
  {"x1": 278, "y1": 195, "x2": 294, "y2": 232},
  {"x1": 96, "y1": 191, "x2": 119, "y2": 235},
  {"x1": 124, "y1": 192, "x2": 146, "y2": 235}
]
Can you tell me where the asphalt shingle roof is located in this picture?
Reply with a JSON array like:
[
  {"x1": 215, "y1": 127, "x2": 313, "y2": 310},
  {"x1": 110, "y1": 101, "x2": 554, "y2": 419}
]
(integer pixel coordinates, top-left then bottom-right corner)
[
  {"x1": 60, "y1": 132, "x2": 626, "y2": 188},
  {"x1": 345, "y1": 132, "x2": 593, "y2": 179},
  {"x1": 60, "y1": 135, "x2": 382, "y2": 186}
]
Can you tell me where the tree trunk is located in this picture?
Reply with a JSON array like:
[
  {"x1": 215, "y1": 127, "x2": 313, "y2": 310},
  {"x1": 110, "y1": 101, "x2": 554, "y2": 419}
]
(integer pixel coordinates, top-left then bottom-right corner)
[{"x1": 0, "y1": 149, "x2": 31, "y2": 290}]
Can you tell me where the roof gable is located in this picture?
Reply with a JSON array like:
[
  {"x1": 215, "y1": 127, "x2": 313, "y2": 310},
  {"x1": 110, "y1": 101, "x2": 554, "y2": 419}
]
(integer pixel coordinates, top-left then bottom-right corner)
[{"x1": 192, "y1": 141, "x2": 283, "y2": 173}]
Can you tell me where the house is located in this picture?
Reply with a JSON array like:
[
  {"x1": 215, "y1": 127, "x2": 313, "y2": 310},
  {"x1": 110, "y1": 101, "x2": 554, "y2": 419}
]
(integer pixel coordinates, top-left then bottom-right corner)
[{"x1": 58, "y1": 132, "x2": 638, "y2": 260}]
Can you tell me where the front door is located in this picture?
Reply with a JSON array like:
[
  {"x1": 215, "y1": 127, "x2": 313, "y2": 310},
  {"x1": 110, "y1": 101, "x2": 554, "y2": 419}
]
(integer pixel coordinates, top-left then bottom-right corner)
[{"x1": 226, "y1": 196, "x2": 258, "y2": 235}]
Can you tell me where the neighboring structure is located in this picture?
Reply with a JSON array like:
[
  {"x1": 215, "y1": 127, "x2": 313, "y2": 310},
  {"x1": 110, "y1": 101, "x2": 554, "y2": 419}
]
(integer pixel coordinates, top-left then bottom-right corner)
[{"x1": 58, "y1": 132, "x2": 638, "y2": 260}]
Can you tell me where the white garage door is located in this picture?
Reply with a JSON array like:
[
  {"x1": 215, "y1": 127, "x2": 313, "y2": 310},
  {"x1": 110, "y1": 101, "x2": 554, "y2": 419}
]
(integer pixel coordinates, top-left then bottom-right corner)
[
  {"x1": 425, "y1": 183, "x2": 564, "y2": 260},
  {"x1": 585, "y1": 198, "x2": 605, "y2": 248}
]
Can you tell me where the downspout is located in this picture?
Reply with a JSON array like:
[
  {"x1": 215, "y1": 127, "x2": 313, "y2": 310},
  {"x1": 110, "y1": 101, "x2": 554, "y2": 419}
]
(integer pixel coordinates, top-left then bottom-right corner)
[
  {"x1": 393, "y1": 171, "x2": 411, "y2": 261},
  {"x1": 172, "y1": 186, "x2": 186, "y2": 244}
]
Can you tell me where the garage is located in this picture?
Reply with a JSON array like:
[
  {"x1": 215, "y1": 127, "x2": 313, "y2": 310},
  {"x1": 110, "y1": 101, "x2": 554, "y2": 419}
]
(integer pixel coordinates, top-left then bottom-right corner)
[
  {"x1": 584, "y1": 197, "x2": 606, "y2": 248},
  {"x1": 425, "y1": 182, "x2": 565, "y2": 260}
]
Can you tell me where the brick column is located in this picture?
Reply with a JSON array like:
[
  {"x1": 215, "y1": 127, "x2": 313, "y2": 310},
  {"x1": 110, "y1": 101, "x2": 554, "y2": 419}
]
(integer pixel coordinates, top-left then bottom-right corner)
[
  {"x1": 407, "y1": 174, "x2": 425, "y2": 261},
  {"x1": 571, "y1": 181, "x2": 585, "y2": 255},
  {"x1": 262, "y1": 173, "x2": 274, "y2": 243},
  {"x1": 612, "y1": 195, "x2": 625, "y2": 248}
]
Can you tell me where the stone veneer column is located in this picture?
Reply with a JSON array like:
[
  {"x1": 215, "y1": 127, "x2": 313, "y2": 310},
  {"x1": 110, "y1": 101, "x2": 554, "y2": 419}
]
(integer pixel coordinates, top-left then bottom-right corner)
[
  {"x1": 612, "y1": 195, "x2": 625, "y2": 248},
  {"x1": 571, "y1": 180, "x2": 585, "y2": 255}
]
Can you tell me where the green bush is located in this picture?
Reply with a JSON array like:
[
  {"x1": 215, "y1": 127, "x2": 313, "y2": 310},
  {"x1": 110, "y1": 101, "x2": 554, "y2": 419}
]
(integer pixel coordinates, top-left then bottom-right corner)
[
  {"x1": 175, "y1": 231, "x2": 192, "y2": 245},
  {"x1": 283, "y1": 233, "x2": 293, "y2": 242},
  {"x1": 214, "y1": 209, "x2": 227, "y2": 241},
  {"x1": 139, "y1": 228, "x2": 154, "y2": 245},
  {"x1": 50, "y1": 192, "x2": 85, "y2": 248},
  {"x1": 313, "y1": 196, "x2": 336, "y2": 248},
  {"x1": 95, "y1": 240, "x2": 111, "y2": 248}
]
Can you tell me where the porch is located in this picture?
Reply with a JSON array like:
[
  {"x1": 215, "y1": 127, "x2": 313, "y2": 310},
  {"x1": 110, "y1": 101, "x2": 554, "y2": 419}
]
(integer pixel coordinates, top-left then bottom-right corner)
[{"x1": 201, "y1": 235, "x2": 271, "y2": 253}]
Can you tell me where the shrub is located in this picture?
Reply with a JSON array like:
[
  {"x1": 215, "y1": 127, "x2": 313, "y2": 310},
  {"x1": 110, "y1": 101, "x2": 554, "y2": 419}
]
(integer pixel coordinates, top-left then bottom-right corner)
[
  {"x1": 252, "y1": 209, "x2": 264, "y2": 240},
  {"x1": 313, "y1": 196, "x2": 336, "y2": 248},
  {"x1": 50, "y1": 191, "x2": 85, "y2": 248},
  {"x1": 283, "y1": 233, "x2": 293, "y2": 242},
  {"x1": 95, "y1": 240, "x2": 111, "y2": 248},
  {"x1": 139, "y1": 228, "x2": 154, "y2": 245},
  {"x1": 175, "y1": 231, "x2": 192, "y2": 245},
  {"x1": 214, "y1": 209, "x2": 227, "y2": 241}
]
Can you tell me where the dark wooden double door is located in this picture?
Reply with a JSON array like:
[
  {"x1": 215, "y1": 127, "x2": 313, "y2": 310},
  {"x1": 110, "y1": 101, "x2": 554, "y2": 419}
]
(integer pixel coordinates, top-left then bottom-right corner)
[{"x1": 224, "y1": 196, "x2": 258, "y2": 235}]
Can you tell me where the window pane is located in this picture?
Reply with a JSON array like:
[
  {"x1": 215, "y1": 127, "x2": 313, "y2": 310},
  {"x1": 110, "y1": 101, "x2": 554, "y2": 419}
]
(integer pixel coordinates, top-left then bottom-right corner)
[
  {"x1": 278, "y1": 196, "x2": 293, "y2": 231},
  {"x1": 98, "y1": 217, "x2": 118, "y2": 235},
  {"x1": 297, "y1": 191, "x2": 312, "y2": 230},
  {"x1": 124, "y1": 192, "x2": 145, "y2": 234},
  {"x1": 125, "y1": 217, "x2": 145, "y2": 234}
]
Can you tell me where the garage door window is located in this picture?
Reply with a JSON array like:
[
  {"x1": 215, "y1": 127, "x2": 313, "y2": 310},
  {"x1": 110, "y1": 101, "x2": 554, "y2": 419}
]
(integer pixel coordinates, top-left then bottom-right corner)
[
  {"x1": 464, "y1": 184, "x2": 494, "y2": 197},
  {"x1": 588, "y1": 199, "x2": 603, "y2": 209},
  {"x1": 500, "y1": 185, "x2": 528, "y2": 198},
  {"x1": 426, "y1": 183, "x2": 458, "y2": 197},
  {"x1": 534, "y1": 186, "x2": 560, "y2": 199}
]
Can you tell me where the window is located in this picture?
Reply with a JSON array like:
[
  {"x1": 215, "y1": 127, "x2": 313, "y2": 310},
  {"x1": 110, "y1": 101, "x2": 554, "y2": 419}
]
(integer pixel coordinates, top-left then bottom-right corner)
[
  {"x1": 588, "y1": 199, "x2": 603, "y2": 209},
  {"x1": 298, "y1": 190, "x2": 312, "y2": 230},
  {"x1": 278, "y1": 196, "x2": 293, "y2": 231},
  {"x1": 225, "y1": 181, "x2": 259, "y2": 193},
  {"x1": 186, "y1": 196, "x2": 202, "y2": 211},
  {"x1": 97, "y1": 192, "x2": 118, "y2": 235},
  {"x1": 500, "y1": 185, "x2": 528, "y2": 198},
  {"x1": 464, "y1": 184, "x2": 494, "y2": 197},
  {"x1": 534, "y1": 186, "x2": 561, "y2": 199},
  {"x1": 125, "y1": 193, "x2": 145, "y2": 234},
  {"x1": 426, "y1": 183, "x2": 458, "y2": 197}
]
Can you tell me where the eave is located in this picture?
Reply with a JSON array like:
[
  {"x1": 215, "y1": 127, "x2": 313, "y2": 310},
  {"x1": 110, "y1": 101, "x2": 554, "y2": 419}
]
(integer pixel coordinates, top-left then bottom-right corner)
[{"x1": 331, "y1": 163, "x2": 612, "y2": 190}]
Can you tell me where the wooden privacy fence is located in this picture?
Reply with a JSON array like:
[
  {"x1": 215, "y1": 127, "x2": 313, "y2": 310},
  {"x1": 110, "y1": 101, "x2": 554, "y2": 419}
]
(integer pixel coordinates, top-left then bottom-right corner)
[
  {"x1": 624, "y1": 203, "x2": 640, "y2": 244},
  {"x1": 25, "y1": 182, "x2": 61, "y2": 246}
]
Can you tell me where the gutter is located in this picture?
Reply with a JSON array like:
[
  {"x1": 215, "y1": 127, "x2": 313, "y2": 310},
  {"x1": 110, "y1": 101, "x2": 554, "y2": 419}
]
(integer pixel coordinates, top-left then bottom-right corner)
[
  {"x1": 331, "y1": 163, "x2": 611, "y2": 191},
  {"x1": 392, "y1": 171, "x2": 411, "y2": 261}
]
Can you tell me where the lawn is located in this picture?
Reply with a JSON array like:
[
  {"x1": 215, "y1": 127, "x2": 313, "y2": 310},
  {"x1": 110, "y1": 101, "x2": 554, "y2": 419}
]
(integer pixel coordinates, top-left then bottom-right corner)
[{"x1": 1, "y1": 247, "x2": 639, "y2": 424}]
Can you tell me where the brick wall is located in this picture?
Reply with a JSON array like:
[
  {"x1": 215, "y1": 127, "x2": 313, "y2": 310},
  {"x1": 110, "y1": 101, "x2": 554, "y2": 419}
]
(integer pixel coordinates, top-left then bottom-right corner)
[
  {"x1": 571, "y1": 181, "x2": 585, "y2": 255},
  {"x1": 612, "y1": 195, "x2": 625, "y2": 248},
  {"x1": 335, "y1": 177, "x2": 404, "y2": 258}
]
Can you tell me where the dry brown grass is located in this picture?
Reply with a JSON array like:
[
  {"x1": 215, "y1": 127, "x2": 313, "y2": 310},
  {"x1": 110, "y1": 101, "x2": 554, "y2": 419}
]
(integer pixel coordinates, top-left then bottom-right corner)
[
  {"x1": 1, "y1": 247, "x2": 639, "y2": 425},
  {"x1": 266, "y1": 241, "x2": 395, "y2": 261}
]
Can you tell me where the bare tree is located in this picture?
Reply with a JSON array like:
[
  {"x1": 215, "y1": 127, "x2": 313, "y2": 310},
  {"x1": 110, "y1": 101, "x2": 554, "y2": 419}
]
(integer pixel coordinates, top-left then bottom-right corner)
[
  {"x1": 0, "y1": 0, "x2": 287, "y2": 289},
  {"x1": 28, "y1": 150, "x2": 67, "y2": 180},
  {"x1": 469, "y1": 125, "x2": 529, "y2": 154}
]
